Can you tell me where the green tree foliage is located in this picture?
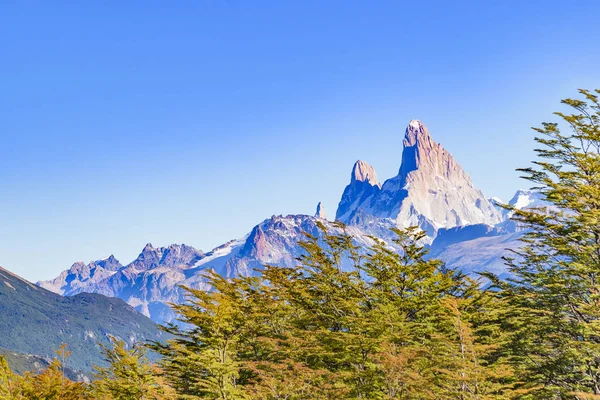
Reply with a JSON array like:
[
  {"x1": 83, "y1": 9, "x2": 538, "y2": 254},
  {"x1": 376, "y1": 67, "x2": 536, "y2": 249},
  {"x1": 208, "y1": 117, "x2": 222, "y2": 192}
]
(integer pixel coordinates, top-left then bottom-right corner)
[
  {"x1": 4, "y1": 89, "x2": 600, "y2": 400},
  {"x1": 0, "y1": 341, "x2": 175, "y2": 400},
  {"x1": 0, "y1": 356, "x2": 22, "y2": 399},
  {"x1": 17, "y1": 344, "x2": 86, "y2": 400},
  {"x1": 490, "y1": 89, "x2": 600, "y2": 399},
  {"x1": 150, "y1": 274, "x2": 258, "y2": 399},
  {"x1": 152, "y1": 224, "x2": 511, "y2": 399},
  {"x1": 89, "y1": 336, "x2": 175, "y2": 400}
]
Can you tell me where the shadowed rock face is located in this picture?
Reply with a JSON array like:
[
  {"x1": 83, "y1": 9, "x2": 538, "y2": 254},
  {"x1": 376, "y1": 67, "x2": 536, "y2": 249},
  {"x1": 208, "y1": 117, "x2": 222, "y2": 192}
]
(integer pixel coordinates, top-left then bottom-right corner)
[{"x1": 336, "y1": 120, "x2": 502, "y2": 239}]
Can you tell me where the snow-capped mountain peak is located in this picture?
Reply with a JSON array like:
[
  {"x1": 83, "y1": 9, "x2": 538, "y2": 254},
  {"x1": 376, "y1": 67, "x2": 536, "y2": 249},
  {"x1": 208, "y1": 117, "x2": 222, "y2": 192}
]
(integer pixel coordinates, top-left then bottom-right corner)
[
  {"x1": 509, "y1": 189, "x2": 546, "y2": 210},
  {"x1": 337, "y1": 120, "x2": 502, "y2": 238}
]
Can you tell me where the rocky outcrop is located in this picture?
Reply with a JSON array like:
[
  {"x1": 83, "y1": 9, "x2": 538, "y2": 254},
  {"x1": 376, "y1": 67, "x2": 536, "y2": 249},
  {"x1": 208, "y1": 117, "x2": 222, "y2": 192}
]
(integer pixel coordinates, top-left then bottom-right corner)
[
  {"x1": 128, "y1": 243, "x2": 204, "y2": 271},
  {"x1": 315, "y1": 202, "x2": 327, "y2": 219},
  {"x1": 336, "y1": 160, "x2": 382, "y2": 221},
  {"x1": 336, "y1": 120, "x2": 502, "y2": 238},
  {"x1": 39, "y1": 255, "x2": 123, "y2": 295}
]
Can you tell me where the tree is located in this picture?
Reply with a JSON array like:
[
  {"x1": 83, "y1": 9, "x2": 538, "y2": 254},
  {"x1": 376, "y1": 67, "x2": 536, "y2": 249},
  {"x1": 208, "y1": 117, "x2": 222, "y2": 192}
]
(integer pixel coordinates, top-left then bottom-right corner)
[
  {"x1": 359, "y1": 228, "x2": 512, "y2": 399},
  {"x1": 493, "y1": 89, "x2": 600, "y2": 398},
  {"x1": 153, "y1": 223, "x2": 512, "y2": 399},
  {"x1": 0, "y1": 356, "x2": 22, "y2": 399},
  {"x1": 90, "y1": 336, "x2": 175, "y2": 400},
  {"x1": 151, "y1": 273, "x2": 256, "y2": 399},
  {"x1": 18, "y1": 344, "x2": 86, "y2": 400}
]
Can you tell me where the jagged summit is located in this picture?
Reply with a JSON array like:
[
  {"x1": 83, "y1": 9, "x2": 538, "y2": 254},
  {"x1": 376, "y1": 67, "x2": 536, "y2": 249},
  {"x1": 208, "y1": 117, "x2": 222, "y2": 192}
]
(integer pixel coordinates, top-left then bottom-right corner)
[
  {"x1": 38, "y1": 254, "x2": 124, "y2": 295},
  {"x1": 128, "y1": 243, "x2": 204, "y2": 272},
  {"x1": 399, "y1": 120, "x2": 457, "y2": 179},
  {"x1": 336, "y1": 160, "x2": 382, "y2": 221},
  {"x1": 336, "y1": 120, "x2": 502, "y2": 238},
  {"x1": 404, "y1": 119, "x2": 432, "y2": 147},
  {"x1": 509, "y1": 189, "x2": 546, "y2": 210},
  {"x1": 39, "y1": 242, "x2": 205, "y2": 318},
  {"x1": 315, "y1": 202, "x2": 327, "y2": 219},
  {"x1": 352, "y1": 160, "x2": 380, "y2": 186}
]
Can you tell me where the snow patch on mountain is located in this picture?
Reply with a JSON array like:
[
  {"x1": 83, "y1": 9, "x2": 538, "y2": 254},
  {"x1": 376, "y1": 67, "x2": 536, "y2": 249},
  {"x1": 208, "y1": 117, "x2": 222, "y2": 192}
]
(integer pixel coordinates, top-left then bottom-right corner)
[{"x1": 509, "y1": 189, "x2": 547, "y2": 210}]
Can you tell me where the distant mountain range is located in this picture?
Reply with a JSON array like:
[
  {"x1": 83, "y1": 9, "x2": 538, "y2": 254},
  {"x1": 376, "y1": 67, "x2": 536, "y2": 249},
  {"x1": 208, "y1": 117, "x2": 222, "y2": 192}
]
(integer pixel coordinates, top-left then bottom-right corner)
[
  {"x1": 0, "y1": 265, "x2": 163, "y2": 375},
  {"x1": 38, "y1": 120, "x2": 546, "y2": 324}
]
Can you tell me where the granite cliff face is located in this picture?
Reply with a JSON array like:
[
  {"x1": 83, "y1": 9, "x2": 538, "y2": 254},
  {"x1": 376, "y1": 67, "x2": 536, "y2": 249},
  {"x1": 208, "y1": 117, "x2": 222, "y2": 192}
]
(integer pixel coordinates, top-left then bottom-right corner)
[{"x1": 337, "y1": 120, "x2": 502, "y2": 238}]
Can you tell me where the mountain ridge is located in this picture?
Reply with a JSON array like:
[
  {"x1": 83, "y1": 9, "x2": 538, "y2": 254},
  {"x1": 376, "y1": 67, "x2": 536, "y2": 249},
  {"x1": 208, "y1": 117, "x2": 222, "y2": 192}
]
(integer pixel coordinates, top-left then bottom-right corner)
[
  {"x1": 336, "y1": 120, "x2": 502, "y2": 238},
  {"x1": 39, "y1": 120, "x2": 537, "y2": 325}
]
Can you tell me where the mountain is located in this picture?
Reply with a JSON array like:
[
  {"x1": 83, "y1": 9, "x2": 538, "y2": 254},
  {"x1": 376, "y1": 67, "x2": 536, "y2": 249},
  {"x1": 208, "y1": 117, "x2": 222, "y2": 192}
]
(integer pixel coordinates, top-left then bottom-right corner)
[
  {"x1": 336, "y1": 160, "x2": 382, "y2": 221},
  {"x1": 40, "y1": 254, "x2": 123, "y2": 295},
  {"x1": 429, "y1": 225, "x2": 521, "y2": 278},
  {"x1": 336, "y1": 120, "x2": 502, "y2": 238},
  {"x1": 508, "y1": 189, "x2": 549, "y2": 211},
  {"x1": 41, "y1": 120, "x2": 530, "y2": 326},
  {"x1": 0, "y1": 266, "x2": 163, "y2": 374},
  {"x1": 211, "y1": 214, "x2": 376, "y2": 278},
  {"x1": 40, "y1": 216, "x2": 377, "y2": 323},
  {"x1": 39, "y1": 244, "x2": 206, "y2": 323},
  {"x1": 429, "y1": 189, "x2": 553, "y2": 279}
]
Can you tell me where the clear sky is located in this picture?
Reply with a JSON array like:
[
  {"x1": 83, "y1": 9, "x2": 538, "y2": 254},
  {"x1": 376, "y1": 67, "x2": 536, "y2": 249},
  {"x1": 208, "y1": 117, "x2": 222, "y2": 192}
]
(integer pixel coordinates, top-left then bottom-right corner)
[{"x1": 1, "y1": 1, "x2": 599, "y2": 281}]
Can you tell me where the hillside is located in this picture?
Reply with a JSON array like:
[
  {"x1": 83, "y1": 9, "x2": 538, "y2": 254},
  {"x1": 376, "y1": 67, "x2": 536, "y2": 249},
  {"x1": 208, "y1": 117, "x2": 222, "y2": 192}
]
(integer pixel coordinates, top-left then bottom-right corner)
[{"x1": 0, "y1": 266, "x2": 164, "y2": 373}]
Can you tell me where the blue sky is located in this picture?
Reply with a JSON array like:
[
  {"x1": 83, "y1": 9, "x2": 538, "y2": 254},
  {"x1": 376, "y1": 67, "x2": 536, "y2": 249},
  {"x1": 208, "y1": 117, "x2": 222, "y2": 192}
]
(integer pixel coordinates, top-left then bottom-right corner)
[{"x1": 1, "y1": 1, "x2": 599, "y2": 281}]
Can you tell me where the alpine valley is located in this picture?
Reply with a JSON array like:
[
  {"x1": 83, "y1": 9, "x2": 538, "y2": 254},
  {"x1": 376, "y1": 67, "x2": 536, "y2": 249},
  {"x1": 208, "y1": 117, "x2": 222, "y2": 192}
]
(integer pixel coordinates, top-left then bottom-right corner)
[{"x1": 38, "y1": 120, "x2": 546, "y2": 324}]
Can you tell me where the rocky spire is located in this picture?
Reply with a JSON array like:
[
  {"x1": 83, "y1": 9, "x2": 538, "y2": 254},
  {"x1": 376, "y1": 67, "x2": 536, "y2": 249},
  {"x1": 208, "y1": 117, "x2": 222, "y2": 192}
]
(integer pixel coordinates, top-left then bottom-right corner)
[
  {"x1": 315, "y1": 202, "x2": 327, "y2": 219},
  {"x1": 404, "y1": 119, "x2": 433, "y2": 147},
  {"x1": 398, "y1": 119, "x2": 456, "y2": 179},
  {"x1": 337, "y1": 120, "x2": 503, "y2": 238},
  {"x1": 351, "y1": 160, "x2": 380, "y2": 185},
  {"x1": 336, "y1": 160, "x2": 382, "y2": 221},
  {"x1": 129, "y1": 243, "x2": 204, "y2": 271}
]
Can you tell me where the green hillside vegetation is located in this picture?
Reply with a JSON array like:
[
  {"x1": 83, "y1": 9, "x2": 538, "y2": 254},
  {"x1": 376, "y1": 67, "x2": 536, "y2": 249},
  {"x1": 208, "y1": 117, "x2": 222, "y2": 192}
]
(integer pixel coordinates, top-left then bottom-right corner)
[
  {"x1": 0, "y1": 266, "x2": 164, "y2": 373},
  {"x1": 1, "y1": 89, "x2": 599, "y2": 399}
]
